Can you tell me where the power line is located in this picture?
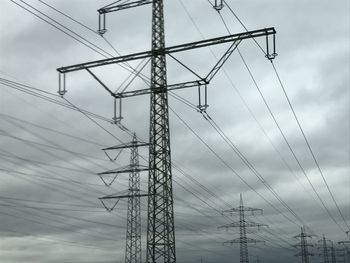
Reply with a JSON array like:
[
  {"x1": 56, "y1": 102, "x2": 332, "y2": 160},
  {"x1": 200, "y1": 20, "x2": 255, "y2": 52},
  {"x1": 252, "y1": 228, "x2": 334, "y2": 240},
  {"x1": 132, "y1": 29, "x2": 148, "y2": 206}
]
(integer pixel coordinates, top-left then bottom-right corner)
[{"x1": 216, "y1": 2, "x2": 348, "y2": 233}]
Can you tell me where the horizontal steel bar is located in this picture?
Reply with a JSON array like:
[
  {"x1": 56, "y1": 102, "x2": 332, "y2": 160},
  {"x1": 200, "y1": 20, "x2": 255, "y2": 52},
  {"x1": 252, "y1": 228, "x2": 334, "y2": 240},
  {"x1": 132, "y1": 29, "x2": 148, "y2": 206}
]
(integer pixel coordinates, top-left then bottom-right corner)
[
  {"x1": 98, "y1": 0, "x2": 153, "y2": 14},
  {"x1": 98, "y1": 165, "x2": 149, "y2": 175},
  {"x1": 103, "y1": 141, "x2": 150, "y2": 150},
  {"x1": 100, "y1": 194, "x2": 149, "y2": 200},
  {"x1": 57, "y1": 27, "x2": 276, "y2": 74},
  {"x1": 113, "y1": 79, "x2": 207, "y2": 99}
]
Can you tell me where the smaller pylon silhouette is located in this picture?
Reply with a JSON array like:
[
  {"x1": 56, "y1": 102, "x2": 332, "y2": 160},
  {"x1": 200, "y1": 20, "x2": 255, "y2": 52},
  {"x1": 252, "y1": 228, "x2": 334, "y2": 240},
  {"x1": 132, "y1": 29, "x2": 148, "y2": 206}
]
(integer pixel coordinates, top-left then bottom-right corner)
[
  {"x1": 338, "y1": 239, "x2": 350, "y2": 263},
  {"x1": 336, "y1": 247, "x2": 347, "y2": 263},
  {"x1": 218, "y1": 194, "x2": 267, "y2": 263},
  {"x1": 98, "y1": 133, "x2": 149, "y2": 263},
  {"x1": 330, "y1": 241, "x2": 337, "y2": 263},
  {"x1": 293, "y1": 226, "x2": 314, "y2": 263},
  {"x1": 318, "y1": 234, "x2": 331, "y2": 263}
]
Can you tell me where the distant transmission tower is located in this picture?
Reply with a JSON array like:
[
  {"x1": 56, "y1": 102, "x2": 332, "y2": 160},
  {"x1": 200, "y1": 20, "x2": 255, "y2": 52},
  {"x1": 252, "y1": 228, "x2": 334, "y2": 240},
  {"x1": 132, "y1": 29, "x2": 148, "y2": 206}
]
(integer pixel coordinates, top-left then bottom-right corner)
[
  {"x1": 318, "y1": 235, "x2": 330, "y2": 263},
  {"x1": 338, "y1": 239, "x2": 350, "y2": 263},
  {"x1": 336, "y1": 247, "x2": 347, "y2": 263},
  {"x1": 218, "y1": 194, "x2": 267, "y2": 263},
  {"x1": 57, "y1": 1, "x2": 277, "y2": 262},
  {"x1": 293, "y1": 227, "x2": 314, "y2": 263},
  {"x1": 99, "y1": 133, "x2": 149, "y2": 263},
  {"x1": 330, "y1": 242, "x2": 337, "y2": 263}
]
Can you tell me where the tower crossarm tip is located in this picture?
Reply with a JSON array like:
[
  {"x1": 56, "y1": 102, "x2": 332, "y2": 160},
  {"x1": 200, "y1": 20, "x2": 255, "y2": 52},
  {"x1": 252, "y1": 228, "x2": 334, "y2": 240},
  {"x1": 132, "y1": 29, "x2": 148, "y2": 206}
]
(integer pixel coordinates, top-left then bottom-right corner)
[
  {"x1": 218, "y1": 221, "x2": 267, "y2": 228},
  {"x1": 223, "y1": 237, "x2": 264, "y2": 245},
  {"x1": 103, "y1": 141, "x2": 149, "y2": 151},
  {"x1": 97, "y1": 164, "x2": 149, "y2": 175},
  {"x1": 98, "y1": 0, "x2": 153, "y2": 14},
  {"x1": 56, "y1": 28, "x2": 276, "y2": 74}
]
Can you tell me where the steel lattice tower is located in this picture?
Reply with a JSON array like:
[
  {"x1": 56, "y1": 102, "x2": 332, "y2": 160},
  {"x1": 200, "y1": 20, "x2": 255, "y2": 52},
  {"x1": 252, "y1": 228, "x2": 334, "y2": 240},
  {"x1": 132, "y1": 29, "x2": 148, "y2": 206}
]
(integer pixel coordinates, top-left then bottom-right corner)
[
  {"x1": 294, "y1": 227, "x2": 314, "y2": 263},
  {"x1": 98, "y1": 134, "x2": 149, "y2": 263},
  {"x1": 125, "y1": 134, "x2": 142, "y2": 263},
  {"x1": 330, "y1": 242, "x2": 337, "y2": 263},
  {"x1": 147, "y1": 1, "x2": 176, "y2": 262},
  {"x1": 57, "y1": 2, "x2": 277, "y2": 262},
  {"x1": 319, "y1": 235, "x2": 330, "y2": 263},
  {"x1": 219, "y1": 194, "x2": 267, "y2": 263}
]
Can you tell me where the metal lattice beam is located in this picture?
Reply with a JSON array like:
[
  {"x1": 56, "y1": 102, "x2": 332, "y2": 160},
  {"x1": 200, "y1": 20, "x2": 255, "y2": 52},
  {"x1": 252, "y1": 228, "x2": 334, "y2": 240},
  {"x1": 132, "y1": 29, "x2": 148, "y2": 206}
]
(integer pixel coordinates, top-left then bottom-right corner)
[{"x1": 146, "y1": 1, "x2": 176, "y2": 262}]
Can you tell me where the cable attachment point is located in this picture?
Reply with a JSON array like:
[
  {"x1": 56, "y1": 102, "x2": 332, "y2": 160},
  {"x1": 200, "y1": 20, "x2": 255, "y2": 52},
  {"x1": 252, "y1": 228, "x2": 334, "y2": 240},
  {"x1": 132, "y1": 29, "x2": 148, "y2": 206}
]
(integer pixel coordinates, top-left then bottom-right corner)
[
  {"x1": 112, "y1": 97, "x2": 123, "y2": 124},
  {"x1": 98, "y1": 12, "x2": 107, "y2": 35},
  {"x1": 197, "y1": 84, "x2": 209, "y2": 113},
  {"x1": 58, "y1": 73, "x2": 66, "y2": 97},
  {"x1": 213, "y1": 0, "x2": 224, "y2": 11},
  {"x1": 265, "y1": 33, "x2": 278, "y2": 60}
]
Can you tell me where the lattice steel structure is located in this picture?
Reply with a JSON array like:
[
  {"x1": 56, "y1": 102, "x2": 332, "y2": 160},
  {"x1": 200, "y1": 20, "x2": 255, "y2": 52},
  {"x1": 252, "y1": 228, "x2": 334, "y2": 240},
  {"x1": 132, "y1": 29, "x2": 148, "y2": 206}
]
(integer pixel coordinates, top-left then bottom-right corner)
[
  {"x1": 56, "y1": 1, "x2": 277, "y2": 262},
  {"x1": 294, "y1": 227, "x2": 314, "y2": 263},
  {"x1": 318, "y1": 235, "x2": 331, "y2": 263},
  {"x1": 99, "y1": 134, "x2": 149, "y2": 263},
  {"x1": 330, "y1": 242, "x2": 337, "y2": 263},
  {"x1": 338, "y1": 240, "x2": 350, "y2": 263},
  {"x1": 219, "y1": 194, "x2": 267, "y2": 263}
]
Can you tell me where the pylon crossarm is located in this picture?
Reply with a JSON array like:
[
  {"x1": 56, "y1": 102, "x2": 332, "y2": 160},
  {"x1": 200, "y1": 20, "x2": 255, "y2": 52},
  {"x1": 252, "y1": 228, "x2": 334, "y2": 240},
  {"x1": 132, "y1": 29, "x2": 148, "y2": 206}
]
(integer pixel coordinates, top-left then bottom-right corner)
[
  {"x1": 294, "y1": 252, "x2": 314, "y2": 257},
  {"x1": 223, "y1": 237, "x2": 264, "y2": 245},
  {"x1": 57, "y1": 28, "x2": 276, "y2": 74},
  {"x1": 103, "y1": 141, "x2": 150, "y2": 150},
  {"x1": 100, "y1": 193, "x2": 150, "y2": 200},
  {"x1": 222, "y1": 206, "x2": 263, "y2": 214},
  {"x1": 97, "y1": 164, "x2": 149, "y2": 175},
  {"x1": 98, "y1": 0, "x2": 153, "y2": 14},
  {"x1": 114, "y1": 79, "x2": 207, "y2": 99},
  {"x1": 205, "y1": 39, "x2": 241, "y2": 82},
  {"x1": 294, "y1": 243, "x2": 314, "y2": 248},
  {"x1": 218, "y1": 221, "x2": 267, "y2": 228},
  {"x1": 294, "y1": 233, "x2": 313, "y2": 239}
]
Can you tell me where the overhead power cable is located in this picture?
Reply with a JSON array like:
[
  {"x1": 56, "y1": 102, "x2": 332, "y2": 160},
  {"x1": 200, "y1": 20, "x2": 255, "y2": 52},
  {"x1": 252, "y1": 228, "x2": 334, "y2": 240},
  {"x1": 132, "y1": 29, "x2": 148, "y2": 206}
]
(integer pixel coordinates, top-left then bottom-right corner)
[{"x1": 217, "y1": 2, "x2": 349, "y2": 233}]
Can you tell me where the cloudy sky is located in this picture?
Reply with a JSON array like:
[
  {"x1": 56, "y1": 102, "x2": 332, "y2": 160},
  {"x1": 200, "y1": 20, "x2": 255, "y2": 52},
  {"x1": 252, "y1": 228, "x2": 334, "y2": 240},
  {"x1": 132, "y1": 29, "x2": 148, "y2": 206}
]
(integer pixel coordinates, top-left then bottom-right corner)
[{"x1": 0, "y1": 0, "x2": 349, "y2": 262}]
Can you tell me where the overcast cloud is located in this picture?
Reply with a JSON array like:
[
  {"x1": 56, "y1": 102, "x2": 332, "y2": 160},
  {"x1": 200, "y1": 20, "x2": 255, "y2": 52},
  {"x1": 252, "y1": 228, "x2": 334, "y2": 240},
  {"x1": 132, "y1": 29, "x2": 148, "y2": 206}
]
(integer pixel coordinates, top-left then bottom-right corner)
[{"x1": 0, "y1": 0, "x2": 349, "y2": 262}]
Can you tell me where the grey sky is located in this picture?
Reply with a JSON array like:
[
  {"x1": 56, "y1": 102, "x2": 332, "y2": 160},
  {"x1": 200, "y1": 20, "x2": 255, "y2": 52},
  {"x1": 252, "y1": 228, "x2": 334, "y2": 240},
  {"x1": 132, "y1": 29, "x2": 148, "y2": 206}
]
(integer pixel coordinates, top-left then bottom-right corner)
[{"x1": 0, "y1": 0, "x2": 349, "y2": 262}]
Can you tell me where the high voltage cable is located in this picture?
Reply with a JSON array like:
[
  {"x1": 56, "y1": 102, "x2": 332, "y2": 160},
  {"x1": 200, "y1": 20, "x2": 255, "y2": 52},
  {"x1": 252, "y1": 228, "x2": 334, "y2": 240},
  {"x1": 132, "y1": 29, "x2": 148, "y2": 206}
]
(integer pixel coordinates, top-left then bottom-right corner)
[
  {"x1": 271, "y1": 61, "x2": 350, "y2": 232},
  {"x1": 177, "y1": 0, "x2": 310, "y2": 228},
  {"x1": 0, "y1": 113, "x2": 106, "y2": 147},
  {"x1": 6, "y1": 0, "x2": 304, "y2": 253},
  {"x1": 219, "y1": 0, "x2": 349, "y2": 233},
  {"x1": 11, "y1": 0, "x2": 150, "y2": 84},
  {"x1": 169, "y1": 106, "x2": 300, "y2": 228},
  {"x1": 0, "y1": 78, "x2": 111, "y2": 123}
]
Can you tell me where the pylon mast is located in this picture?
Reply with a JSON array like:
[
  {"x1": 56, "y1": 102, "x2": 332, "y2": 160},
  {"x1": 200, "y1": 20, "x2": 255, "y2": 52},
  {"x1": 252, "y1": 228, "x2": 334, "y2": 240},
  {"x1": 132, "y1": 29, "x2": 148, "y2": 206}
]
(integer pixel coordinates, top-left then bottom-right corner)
[
  {"x1": 293, "y1": 227, "x2": 314, "y2": 263},
  {"x1": 330, "y1": 242, "x2": 337, "y2": 263},
  {"x1": 125, "y1": 134, "x2": 142, "y2": 263},
  {"x1": 219, "y1": 194, "x2": 267, "y2": 263},
  {"x1": 318, "y1": 235, "x2": 330, "y2": 263},
  {"x1": 99, "y1": 134, "x2": 149, "y2": 263},
  {"x1": 56, "y1": 2, "x2": 277, "y2": 262},
  {"x1": 146, "y1": 0, "x2": 176, "y2": 262}
]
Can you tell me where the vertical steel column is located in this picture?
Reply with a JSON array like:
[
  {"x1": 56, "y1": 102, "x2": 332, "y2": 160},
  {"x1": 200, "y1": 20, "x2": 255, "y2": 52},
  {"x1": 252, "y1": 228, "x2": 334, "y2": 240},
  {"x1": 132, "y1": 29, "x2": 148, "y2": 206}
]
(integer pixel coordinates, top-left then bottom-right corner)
[
  {"x1": 300, "y1": 227, "x2": 310, "y2": 263},
  {"x1": 321, "y1": 235, "x2": 330, "y2": 263},
  {"x1": 146, "y1": 0, "x2": 176, "y2": 262},
  {"x1": 126, "y1": 134, "x2": 142, "y2": 263},
  {"x1": 239, "y1": 194, "x2": 249, "y2": 263}
]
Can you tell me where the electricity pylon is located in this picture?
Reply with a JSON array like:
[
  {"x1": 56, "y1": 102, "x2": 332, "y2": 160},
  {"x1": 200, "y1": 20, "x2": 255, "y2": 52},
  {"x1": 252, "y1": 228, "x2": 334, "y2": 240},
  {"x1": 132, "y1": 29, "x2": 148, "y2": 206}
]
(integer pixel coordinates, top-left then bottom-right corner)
[
  {"x1": 293, "y1": 226, "x2": 314, "y2": 263},
  {"x1": 336, "y1": 248, "x2": 347, "y2": 263},
  {"x1": 218, "y1": 194, "x2": 267, "y2": 263},
  {"x1": 318, "y1": 235, "x2": 331, "y2": 263},
  {"x1": 99, "y1": 133, "x2": 149, "y2": 263},
  {"x1": 56, "y1": 1, "x2": 277, "y2": 262},
  {"x1": 330, "y1": 242, "x2": 337, "y2": 263},
  {"x1": 338, "y1": 239, "x2": 350, "y2": 263}
]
